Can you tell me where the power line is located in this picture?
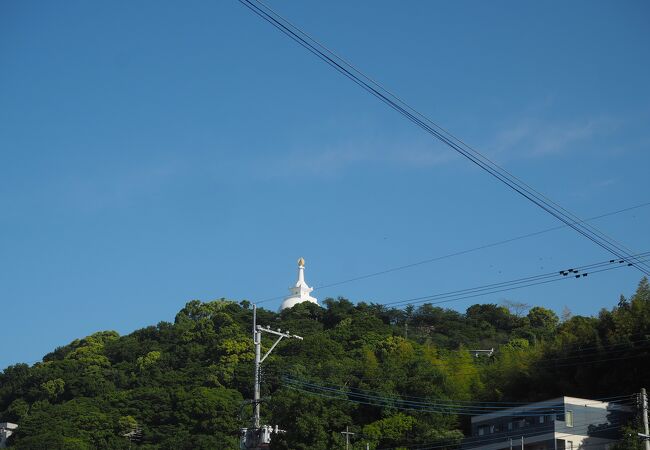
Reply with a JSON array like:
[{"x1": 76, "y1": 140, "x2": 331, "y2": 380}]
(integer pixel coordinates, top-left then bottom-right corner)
[
  {"x1": 284, "y1": 378, "x2": 621, "y2": 411},
  {"x1": 285, "y1": 380, "x2": 636, "y2": 416},
  {"x1": 284, "y1": 378, "x2": 635, "y2": 417},
  {"x1": 285, "y1": 377, "x2": 636, "y2": 406},
  {"x1": 254, "y1": 201, "x2": 650, "y2": 305},
  {"x1": 311, "y1": 201, "x2": 650, "y2": 294},
  {"x1": 239, "y1": 0, "x2": 650, "y2": 276},
  {"x1": 239, "y1": 0, "x2": 650, "y2": 275},
  {"x1": 379, "y1": 253, "x2": 650, "y2": 308}
]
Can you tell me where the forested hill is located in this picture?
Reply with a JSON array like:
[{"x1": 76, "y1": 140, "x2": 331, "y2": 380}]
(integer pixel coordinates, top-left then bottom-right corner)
[{"x1": 1, "y1": 279, "x2": 649, "y2": 450}]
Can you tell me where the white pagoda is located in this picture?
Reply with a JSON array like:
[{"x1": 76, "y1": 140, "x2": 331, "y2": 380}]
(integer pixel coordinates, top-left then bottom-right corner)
[{"x1": 280, "y1": 257, "x2": 318, "y2": 311}]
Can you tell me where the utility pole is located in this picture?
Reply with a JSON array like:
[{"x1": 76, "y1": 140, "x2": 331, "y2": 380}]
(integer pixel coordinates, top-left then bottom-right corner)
[
  {"x1": 509, "y1": 438, "x2": 513, "y2": 450},
  {"x1": 641, "y1": 388, "x2": 650, "y2": 450},
  {"x1": 247, "y1": 303, "x2": 303, "y2": 448},
  {"x1": 341, "y1": 426, "x2": 355, "y2": 450},
  {"x1": 253, "y1": 304, "x2": 260, "y2": 429},
  {"x1": 520, "y1": 435, "x2": 524, "y2": 450},
  {"x1": 253, "y1": 323, "x2": 303, "y2": 429},
  {"x1": 252, "y1": 304, "x2": 258, "y2": 428}
]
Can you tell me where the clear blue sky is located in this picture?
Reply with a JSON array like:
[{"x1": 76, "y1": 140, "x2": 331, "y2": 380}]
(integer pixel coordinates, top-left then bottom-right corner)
[{"x1": 1, "y1": 0, "x2": 649, "y2": 369}]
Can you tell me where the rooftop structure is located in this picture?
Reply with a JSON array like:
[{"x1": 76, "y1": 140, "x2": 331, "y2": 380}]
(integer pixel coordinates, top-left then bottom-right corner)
[
  {"x1": 469, "y1": 348, "x2": 494, "y2": 358},
  {"x1": 462, "y1": 396, "x2": 633, "y2": 450},
  {"x1": 280, "y1": 257, "x2": 318, "y2": 311},
  {"x1": 0, "y1": 423, "x2": 18, "y2": 449}
]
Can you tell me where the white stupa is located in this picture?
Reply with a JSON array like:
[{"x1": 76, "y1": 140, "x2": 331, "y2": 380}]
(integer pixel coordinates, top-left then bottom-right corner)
[{"x1": 280, "y1": 257, "x2": 318, "y2": 311}]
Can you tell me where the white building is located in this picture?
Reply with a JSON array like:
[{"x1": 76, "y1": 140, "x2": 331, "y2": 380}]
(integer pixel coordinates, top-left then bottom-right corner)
[
  {"x1": 280, "y1": 257, "x2": 318, "y2": 311},
  {"x1": 462, "y1": 396, "x2": 633, "y2": 450},
  {"x1": 0, "y1": 423, "x2": 18, "y2": 448}
]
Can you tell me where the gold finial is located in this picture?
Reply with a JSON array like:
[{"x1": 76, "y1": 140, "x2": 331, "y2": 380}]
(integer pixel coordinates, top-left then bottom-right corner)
[{"x1": 298, "y1": 257, "x2": 305, "y2": 267}]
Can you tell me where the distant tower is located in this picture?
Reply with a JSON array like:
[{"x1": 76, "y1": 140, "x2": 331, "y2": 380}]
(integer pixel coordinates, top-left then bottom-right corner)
[{"x1": 280, "y1": 257, "x2": 318, "y2": 310}]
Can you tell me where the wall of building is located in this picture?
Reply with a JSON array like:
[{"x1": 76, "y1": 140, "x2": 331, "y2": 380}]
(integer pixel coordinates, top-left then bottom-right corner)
[
  {"x1": 555, "y1": 399, "x2": 622, "y2": 442},
  {"x1": 0, "y1": 422, "x2": 18, "y2": 449},
  {"x1": 463, "y1": 398, "x2": 628, "y2": 450}
]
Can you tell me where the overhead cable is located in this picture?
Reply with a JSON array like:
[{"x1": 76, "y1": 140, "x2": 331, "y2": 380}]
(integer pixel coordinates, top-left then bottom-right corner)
[
  {"x1": 239, "y1": 0, "x2": 650, "y2": 276},
  {"x1": 283, "y1": 377, "x2": 635, "y2": 413},
  {"x1": 253, "y1": 201, "x2": 650, "y2": 306},
  {"x1": 284, "y1": 378, "x2": 635, "y2": 418},
  {"x1": 380, "y1": 253, "x2": 650, "y2": 308}
]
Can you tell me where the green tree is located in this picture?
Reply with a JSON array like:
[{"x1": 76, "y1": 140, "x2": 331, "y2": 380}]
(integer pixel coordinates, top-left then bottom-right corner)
[{"x1": 40, "y1": 378, "x2": 65, "y2": 401}]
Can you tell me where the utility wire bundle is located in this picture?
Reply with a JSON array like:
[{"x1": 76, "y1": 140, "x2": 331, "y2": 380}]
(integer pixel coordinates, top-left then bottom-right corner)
[
  {"x1": 239, "y1": 0, "x2": 650, "y2": 277},
  {"x1": 381, "y1": 252, "x2": 650, "y2": 308},
  {"x1": 309, "y1": 202, "x2": 650, "y2": 296},
  {"x1": 283, "y1": 376, "x2": 637, "y2": 417},
  {"x1": 253, "y1": 202, "x2": 650, "y2": 305},
  {"x1": 285, "y1": 378, "x2": 637, "y2": 449},
  {"x1": 254, "y1": 246, "x2": 650, "y2": 309}
]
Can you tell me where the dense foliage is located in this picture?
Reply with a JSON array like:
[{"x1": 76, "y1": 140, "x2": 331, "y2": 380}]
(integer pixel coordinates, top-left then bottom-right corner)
[{"x1": 1, "y1": 278, "x2": 648, "y2": 449}]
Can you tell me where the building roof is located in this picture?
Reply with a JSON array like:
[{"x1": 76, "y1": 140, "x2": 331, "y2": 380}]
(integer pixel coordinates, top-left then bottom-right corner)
[{"x1": 470, "y1": 396, "x2": 628, "y2": 424}]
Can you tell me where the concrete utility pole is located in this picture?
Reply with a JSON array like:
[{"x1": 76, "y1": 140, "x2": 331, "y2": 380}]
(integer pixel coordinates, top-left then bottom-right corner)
[
  {"x1": 252, "y1": 304, "x2": 303, "y2": 430},
  {"x1": 253, "y1": 304, "x2": 260, "y2": 429},
  {"x1": 240, "y1": 304, "x2": 303, "y2": 450},
  {"x1": 520, "y1": 435, "x2": 524, "y2": 450},
  {"x1": 252, "y1": 304, "x2": 258, "y2": 427},
  {"x1": 341, "y1": 426, "x2": 355, "y2": 450},
  {"x1": 641, "y1": 388, "x2": 650, "y2": 450}
]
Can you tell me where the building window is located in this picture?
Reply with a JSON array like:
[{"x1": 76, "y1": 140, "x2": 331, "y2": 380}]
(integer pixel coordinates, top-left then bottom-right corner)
[
  {"x1": 507, "y1": 422, "x2": 513, "y2": 431},
  {"x1": 539, "y1": 415, "x2": 545, "y2": 424},
  {"x1": 566, "y1": 410, "x2": 574, "y2": 427}
]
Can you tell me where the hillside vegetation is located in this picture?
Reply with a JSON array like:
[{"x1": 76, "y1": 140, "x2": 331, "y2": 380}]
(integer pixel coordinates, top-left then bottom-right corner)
[{"x1": 1, "y1": 279, "x2": 649, "y2": 449}]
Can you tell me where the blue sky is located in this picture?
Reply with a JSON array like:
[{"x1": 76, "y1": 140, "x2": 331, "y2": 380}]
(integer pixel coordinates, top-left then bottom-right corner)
[{"x1": 1, "y1": 0, "x2": 649, "y2": 369}]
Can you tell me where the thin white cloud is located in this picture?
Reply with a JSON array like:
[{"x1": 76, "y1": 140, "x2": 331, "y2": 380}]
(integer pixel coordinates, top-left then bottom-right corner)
[
  {"x1": 257, "y1": 138, "x2": 456, "y2": 178},
  {"x1": 569, "y1": 177, "x2": 619, "y2": 199},
  {"x1": 246, "y1": 102, "x2": 625, "y2": 180},
  {"x1": 64, "y1": 160, "x2": 181, "y2": 211},
  {"x1": 490, "y1": 116, "x2": 619, "y2": 159}
]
